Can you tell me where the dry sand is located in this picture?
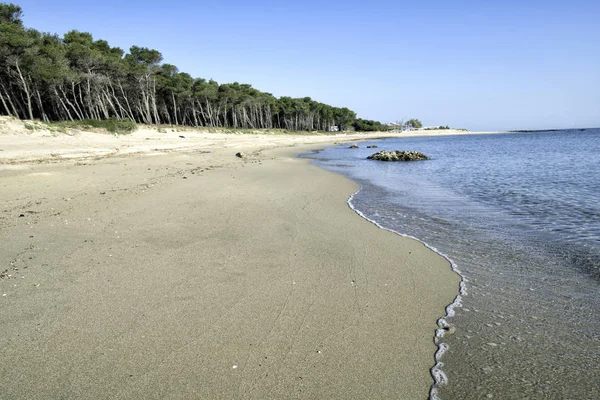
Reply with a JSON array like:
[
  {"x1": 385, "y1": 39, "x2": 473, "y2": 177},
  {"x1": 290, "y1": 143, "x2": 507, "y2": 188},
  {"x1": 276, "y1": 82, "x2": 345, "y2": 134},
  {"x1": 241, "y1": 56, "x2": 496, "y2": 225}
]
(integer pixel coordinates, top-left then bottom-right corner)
[
  {"x1": 0, "y1": 116, "x2": 500, "y2": 165},
  {"x1": 1, "y1": 118, "x2": 463, "y2": 399}
]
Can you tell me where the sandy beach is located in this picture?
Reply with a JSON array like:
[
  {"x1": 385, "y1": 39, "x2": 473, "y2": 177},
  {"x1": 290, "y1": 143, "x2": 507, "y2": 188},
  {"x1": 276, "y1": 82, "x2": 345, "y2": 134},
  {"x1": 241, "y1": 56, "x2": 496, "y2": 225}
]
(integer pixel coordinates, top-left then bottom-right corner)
[{"x1": 1, "y1": 118, "x2": 462, "y2": 399}]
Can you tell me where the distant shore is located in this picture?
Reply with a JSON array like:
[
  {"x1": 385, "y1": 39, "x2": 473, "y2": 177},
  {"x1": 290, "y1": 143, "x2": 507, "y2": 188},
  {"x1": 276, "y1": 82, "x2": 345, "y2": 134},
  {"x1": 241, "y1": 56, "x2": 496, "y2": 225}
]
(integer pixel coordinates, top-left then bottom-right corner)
[
  {"x1": 1, "y1": 116, "x2": 461, "y2": 398},
  {"x1": 508, "y1": 128, "x2": 589, "y2": 133}
]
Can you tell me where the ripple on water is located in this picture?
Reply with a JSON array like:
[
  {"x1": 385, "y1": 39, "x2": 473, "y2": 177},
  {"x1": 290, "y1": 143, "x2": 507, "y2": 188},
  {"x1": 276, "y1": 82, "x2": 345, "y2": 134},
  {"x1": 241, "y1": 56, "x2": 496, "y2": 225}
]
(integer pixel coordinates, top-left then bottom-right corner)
[{"x1": 303, "y1": 129, "x2": 600, "y2": 399}]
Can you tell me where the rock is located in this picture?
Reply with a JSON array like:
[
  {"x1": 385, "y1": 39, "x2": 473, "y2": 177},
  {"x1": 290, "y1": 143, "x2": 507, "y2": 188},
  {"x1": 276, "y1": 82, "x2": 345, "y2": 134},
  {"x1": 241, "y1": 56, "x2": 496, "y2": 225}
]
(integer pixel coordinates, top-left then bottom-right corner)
[
  {"x1": 179, "y1": 135, "x2": 185, "y2": 138},
  {"x1": 235, "y1": 152, "x2": 247, "y2": 158},
  {"x1": 367, "y1": 150, "x2": 429, "y2": 162},
  {"x1": 367, "y1": 145, "x2": 378, "y2": 148},
  {"x1": 349, "y1": 144, "x2": 359, "y2": 149}
]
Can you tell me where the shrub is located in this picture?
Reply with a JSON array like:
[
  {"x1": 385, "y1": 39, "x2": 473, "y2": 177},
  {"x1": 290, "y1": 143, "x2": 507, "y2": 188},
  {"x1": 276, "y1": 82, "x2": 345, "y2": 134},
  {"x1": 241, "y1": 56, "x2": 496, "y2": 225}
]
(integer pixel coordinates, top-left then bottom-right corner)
[{"x1": 50, "y1": 118, "x2": 137, "y2": 134}]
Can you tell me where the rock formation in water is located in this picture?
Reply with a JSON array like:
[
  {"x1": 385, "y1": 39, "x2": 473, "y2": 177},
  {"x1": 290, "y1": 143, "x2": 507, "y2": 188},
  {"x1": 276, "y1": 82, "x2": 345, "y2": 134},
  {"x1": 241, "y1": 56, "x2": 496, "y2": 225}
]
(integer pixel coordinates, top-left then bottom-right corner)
[{"x1": 367, "y1": 150, "x2": 429, "y2": 161}]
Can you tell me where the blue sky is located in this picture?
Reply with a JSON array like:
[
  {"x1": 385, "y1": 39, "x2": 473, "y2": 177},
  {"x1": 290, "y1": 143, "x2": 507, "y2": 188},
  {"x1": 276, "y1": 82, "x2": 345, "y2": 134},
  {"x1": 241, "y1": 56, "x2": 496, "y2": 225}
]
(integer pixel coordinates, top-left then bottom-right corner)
[{"x1": 15, "y1": 0, "x2": 600, "y2": 130}]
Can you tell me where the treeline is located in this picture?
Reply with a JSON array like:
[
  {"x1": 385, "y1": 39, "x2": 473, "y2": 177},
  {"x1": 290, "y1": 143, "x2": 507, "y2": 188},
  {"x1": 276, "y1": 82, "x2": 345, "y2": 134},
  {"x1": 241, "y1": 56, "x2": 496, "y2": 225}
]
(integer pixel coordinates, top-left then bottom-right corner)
[
  {"x1": 0, "y1": 3, "x2": 367, "y2": 131},
  {"x1": 424, "y1": 125, "x2": 450, "y2": 130},
  {"x1": 352, "y1": 118, "x2": 388, "y2": 131},
  {"x1": 405, "y1": 118, "x2": 422, "y2": 129}
]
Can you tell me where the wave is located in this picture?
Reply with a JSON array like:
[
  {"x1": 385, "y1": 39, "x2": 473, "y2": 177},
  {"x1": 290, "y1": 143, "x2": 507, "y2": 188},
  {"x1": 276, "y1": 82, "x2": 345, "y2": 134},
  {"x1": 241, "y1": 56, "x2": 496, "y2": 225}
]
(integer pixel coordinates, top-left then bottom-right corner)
[{"x1": 346, "y1": 187, "x2": 466, "y2": 400}]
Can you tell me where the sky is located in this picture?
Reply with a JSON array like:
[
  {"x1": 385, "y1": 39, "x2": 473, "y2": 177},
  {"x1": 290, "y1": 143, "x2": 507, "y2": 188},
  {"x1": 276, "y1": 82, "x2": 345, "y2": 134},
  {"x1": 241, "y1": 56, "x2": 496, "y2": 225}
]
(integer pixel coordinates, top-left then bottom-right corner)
[{"x1": 13, "y1": 0, "x2": 600, "y2": 131}]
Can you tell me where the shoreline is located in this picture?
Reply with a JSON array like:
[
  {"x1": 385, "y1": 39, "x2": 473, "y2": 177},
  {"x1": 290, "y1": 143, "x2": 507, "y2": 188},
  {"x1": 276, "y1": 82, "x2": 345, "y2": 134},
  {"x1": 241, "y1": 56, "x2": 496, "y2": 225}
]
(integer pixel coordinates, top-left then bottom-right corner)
[
  {"x1": 303, "y1": 145, "x2": 468, "y2": 399},
  {"x1": 1, "y1": 124, "x2": 460, "y2": 398},
  {"x1": 342, "y1": 189, "x2": 466, "y2": 400},
  {"x1": 0, "y1": 116, "x2": 502, "y2": 166}
]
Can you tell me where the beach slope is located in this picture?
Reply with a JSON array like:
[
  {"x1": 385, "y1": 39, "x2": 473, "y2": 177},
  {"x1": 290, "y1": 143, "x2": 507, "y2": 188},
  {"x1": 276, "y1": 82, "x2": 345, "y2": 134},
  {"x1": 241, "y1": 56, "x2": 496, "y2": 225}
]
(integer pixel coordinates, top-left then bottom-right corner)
[{"x1": 0, "y1": 133, "x2": 459, "y2": 399}]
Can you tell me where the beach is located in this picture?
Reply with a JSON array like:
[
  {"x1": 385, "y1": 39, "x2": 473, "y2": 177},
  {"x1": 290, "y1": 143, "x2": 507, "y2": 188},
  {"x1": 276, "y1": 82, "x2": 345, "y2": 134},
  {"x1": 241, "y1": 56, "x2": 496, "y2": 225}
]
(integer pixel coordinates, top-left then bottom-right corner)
[
  {"x1": 0, "y1": 120, "x2": 461, "y2": 399},
  {"x1": 309, "y1": 130, "x2": 600, "y2": 399}
]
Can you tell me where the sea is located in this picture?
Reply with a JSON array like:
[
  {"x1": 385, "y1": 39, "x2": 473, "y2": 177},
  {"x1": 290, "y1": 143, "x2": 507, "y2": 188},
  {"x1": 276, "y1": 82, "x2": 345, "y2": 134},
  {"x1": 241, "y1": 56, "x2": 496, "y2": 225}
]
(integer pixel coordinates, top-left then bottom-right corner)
[{"x1": 301, "y1": 129, "x2": 600, "y2": 399}]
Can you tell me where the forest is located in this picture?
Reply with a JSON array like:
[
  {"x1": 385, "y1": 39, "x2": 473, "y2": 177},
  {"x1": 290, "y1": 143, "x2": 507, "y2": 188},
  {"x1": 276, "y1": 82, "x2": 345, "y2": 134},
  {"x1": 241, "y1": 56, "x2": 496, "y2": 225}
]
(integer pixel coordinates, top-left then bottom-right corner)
[{"x1": 0, "y1": 3, "x2": 400, "y2": 132}]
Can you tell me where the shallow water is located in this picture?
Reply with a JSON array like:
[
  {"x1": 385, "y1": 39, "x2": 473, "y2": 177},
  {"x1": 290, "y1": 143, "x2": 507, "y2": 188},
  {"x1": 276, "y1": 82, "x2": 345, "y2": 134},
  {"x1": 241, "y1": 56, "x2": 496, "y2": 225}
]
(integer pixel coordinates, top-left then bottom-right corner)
[{"x1": 302, "y1": 130, "x2": 600, "y2": 399}]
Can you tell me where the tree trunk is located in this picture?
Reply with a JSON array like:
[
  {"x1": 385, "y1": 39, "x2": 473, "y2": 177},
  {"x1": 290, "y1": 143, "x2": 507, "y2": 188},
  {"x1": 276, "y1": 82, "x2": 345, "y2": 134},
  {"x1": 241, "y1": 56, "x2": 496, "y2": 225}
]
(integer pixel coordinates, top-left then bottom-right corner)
[
  {"x1": 14, "y1": 61, "x2": 33, "y2": 120},
  {"x1": 59, "y1": 86, "x2": 83, "y2": 120},
  {"x1": 35, "y1": 89, "x2": 49, "y2": 122},
  {"x1": 0, "y1": 84, "x2": 14, "y2": 117},
  {"x1": 172, "y1": 92, "x2": 178, "y2": 125},
  {"x1": 118, "y1": 81, "x2": 135, "y2": 121},
  {"x1": 53, "y1": 87, "x2": 74, "y2": 121}
]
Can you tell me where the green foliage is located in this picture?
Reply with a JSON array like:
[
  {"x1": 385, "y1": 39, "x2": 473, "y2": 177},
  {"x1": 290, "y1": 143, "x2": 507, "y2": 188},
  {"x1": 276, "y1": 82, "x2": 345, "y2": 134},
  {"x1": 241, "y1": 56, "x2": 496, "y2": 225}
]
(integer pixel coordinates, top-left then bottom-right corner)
[
  {"x1": 405, "y1": 118, "x2": 423, "y2": 129},
  {"x1": 424, "y1": 125, "x2": 451, "y2": 130},
  {"x1": 125, "y1": 45, "x2": 163, "y2": 67},
  {"x1": 352, "y1": 118, "x2": 389, "y2": 132},
  {"x1": 0, "y1": 3, "x2": 22, "y2": 25},
  {"x1": 0, "y1": 3, "x2": 387, "y2": 133},
  {"x1": 51, "y1": 118, "x2": 137, "y2": 134}
]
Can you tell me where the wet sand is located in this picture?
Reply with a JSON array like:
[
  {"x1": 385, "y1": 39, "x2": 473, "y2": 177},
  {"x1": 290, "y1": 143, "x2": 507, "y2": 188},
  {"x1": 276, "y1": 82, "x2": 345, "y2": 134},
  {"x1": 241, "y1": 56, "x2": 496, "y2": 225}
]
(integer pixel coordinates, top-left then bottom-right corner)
[{"x1": 0, "y1": 124, "x2": 460, "y2": 399}]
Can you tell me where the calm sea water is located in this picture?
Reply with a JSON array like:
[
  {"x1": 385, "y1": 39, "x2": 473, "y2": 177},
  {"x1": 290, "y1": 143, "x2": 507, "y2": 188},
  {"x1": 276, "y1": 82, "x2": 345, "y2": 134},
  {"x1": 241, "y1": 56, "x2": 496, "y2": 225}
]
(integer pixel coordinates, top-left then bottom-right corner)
[{"x1": 302, "y1": 129, "x2": 600, "y2": 399}]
